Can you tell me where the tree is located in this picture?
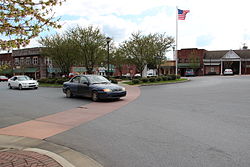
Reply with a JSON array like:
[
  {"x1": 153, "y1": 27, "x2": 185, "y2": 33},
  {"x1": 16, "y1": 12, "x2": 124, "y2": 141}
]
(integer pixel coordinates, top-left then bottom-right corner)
[
  {"x1": 122, "y1": 32, "x2": 174, "y2": 76},
  {"x1": 0, "y1": 64, "x2": 10, "y2": 73},
  {"x1": 68, "y1": 26, "x2": 107, "y2": 74},
  {"x1": 111, "y1": 47, "x2": 128, "y2": 77},
  {"x1": 149, "y1": 33, "x2": 174, "y2": 75},
  {"x1": 39, "y1": 33, "x2": 77, "y2": 75},
  {"x1": 122, "y1": 32, "x2": 152, "y2": 76},
  {"x1": 0, "y1": 0, "x2": 65, "y2": 50}
]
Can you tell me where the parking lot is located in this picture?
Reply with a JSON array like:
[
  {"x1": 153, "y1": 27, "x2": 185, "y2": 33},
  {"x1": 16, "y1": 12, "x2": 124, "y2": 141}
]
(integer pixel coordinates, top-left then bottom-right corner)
[{"x1": 0, "y1": 81, "x2": 91, "y2": 128}]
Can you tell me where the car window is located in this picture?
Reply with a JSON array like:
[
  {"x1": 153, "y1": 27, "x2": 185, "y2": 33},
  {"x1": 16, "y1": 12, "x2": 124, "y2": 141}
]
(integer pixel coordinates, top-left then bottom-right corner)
[
  {"x1": 71, "y1": 76, "x2": 80, "y2": 83},
  {"x1": 87, "y1": 75, "x2": 110, "y2": 84},
  {"x1": 17, "y1": 76, "x2": 30, "y2": 81},
  {"x1": 80, "y1": 76, "x2": 88, "y2": 84}
]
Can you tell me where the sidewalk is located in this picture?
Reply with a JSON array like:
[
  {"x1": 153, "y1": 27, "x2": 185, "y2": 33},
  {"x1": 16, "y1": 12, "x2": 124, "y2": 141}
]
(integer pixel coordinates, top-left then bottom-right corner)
[{"x1": 0, "y1": 135, "x2": 103, "y2": 167}]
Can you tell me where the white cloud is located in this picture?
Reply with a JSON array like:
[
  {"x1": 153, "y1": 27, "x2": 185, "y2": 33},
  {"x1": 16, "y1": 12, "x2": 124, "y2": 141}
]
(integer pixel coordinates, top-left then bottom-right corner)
[{"x1": 25, "y1": 0, "x2": 250, "y2": 59}]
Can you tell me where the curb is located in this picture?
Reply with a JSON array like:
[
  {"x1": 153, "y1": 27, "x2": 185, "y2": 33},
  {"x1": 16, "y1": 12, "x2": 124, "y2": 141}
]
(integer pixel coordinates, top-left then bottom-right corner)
[{"x1": 0, "y1": 134, "x2": 103, "y2": 167}]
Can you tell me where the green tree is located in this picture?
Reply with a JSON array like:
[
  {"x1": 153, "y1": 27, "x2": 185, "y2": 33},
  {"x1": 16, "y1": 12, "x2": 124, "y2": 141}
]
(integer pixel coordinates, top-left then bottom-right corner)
[
  {"x1": 39, "y1": 33, "x2": 77, "y2": 75},
  {"x1": 0, "y1": 0, "x2": 65, "y2": 50},
  {"x1": 149, "y1": 33, "x2": 174, "y2": 75},
  {"x1": 68, "y1": 26, "x2": 107, "y2": 74},
  {"x1": 111, "y1": 47, "x2": 128, "y2": 77},
  {"x1": 122, "y1": 32, "x2": 152, "y2": 76},
  {"x1": 0, "y1": 64, "x2": 10, "y2": 73}
]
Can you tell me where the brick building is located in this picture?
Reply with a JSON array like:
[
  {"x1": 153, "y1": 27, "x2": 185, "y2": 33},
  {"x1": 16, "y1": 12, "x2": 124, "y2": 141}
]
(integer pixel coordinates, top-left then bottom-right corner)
[
  {"x1": 177, "y1": 48, "x2": 250, "y2": 76},
  {"x1": 12, "y1": 47, "x2": 48, "y2": 79}
]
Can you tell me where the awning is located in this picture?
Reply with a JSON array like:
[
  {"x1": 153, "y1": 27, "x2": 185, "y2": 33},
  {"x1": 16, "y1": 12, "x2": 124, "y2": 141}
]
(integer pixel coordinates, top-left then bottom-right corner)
[
  {"x1": 204, "y1": 63, "x2": 221, "y2": 66},
  {"x1": 178, "y1": 63, "x2": 200, "y2": 68},
  {"x1": 13, "y1": 67, "x2": 39, "y2": 73},
  {"x1": 47, "y1": 67, "x2": 61, "y2": 73},
  {"x1": 0, "y1": 69, "x2": 12, "y2": 74}
]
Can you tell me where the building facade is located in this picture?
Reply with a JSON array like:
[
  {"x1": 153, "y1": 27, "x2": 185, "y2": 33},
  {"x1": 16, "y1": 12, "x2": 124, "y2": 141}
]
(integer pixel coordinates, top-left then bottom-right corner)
[
  {"x1": 177, "y1": 48, "x2": 250, "y2": 76},
  {"x1": 12, "y1": 47, "x2": 47, "y2": 79}
]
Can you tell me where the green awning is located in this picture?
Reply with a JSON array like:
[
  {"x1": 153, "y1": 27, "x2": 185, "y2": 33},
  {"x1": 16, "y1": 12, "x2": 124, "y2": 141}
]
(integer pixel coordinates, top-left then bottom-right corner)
[
  {"x1": 0, "y1": 69, "x2": 12, "y2": 74},
  {"x1": 13, "y1": 67, "x2": 39, "y2": 73},
  {"x1": 47, "y1": 67, "x2": 61, "y2": 73},
  {"x1": 72, "y1": 67, "x2": 87, "y2": 73}
]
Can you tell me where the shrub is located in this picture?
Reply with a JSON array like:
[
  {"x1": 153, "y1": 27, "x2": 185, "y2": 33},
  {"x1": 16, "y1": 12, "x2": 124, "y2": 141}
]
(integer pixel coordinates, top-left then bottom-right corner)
[
  {"x1": 149, "y1": 77, "x2": 156, "y2": 82},
  {"x1": 56, "y1": 78, "x2": 69, "y2": 84},
  {"x1": 132, "y1": 79, "x2": 140, "y2": 84},
  {"x1": 38, "y1": 78, "x2": 48, "y2": 83},
  {"x1": 162, "y1": 76, "x2": 167, "y2": 81},
  {"x1": 176, "y1": 75, "x2": 181, "y2": 79},
  {"x1": 141, "y1": 78, "x2": 149, "y2": 83},
  {"x1": 156, "y1": 77, "x2": 162, "y2": 81},
  {"x1": 167, "y1": 74, "x2": 176, "y2": 80},
  {"x1": 110, "y1": 78, "x2": 118, "y2": 84}
]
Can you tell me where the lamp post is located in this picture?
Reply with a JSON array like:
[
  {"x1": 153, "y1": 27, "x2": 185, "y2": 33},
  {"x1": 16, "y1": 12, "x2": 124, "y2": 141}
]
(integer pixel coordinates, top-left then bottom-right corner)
[{"x1": 106, "y1": 37, "x2": 112, "y2": 79}]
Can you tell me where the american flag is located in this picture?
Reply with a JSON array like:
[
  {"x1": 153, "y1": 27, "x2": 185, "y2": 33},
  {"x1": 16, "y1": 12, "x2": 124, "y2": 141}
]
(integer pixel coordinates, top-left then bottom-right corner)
[{"x1": 178, "y1": 9, "x2": 190, "y2": 20}]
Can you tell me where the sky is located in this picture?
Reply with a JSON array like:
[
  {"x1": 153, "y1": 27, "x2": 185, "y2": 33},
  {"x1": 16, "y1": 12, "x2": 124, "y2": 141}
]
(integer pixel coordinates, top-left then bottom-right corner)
[{"x1": 26, "y1": 0, "x2": 250, "y2": 59}]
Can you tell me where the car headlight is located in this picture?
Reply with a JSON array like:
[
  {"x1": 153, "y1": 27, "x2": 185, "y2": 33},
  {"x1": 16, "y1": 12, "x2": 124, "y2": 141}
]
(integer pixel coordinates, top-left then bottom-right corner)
[
  {"x1": 121, "y1": 87, "x2": 126, "y2": 91},
  {"x1": 103, "y1": 89, "x2": 112, "y2": 92}
]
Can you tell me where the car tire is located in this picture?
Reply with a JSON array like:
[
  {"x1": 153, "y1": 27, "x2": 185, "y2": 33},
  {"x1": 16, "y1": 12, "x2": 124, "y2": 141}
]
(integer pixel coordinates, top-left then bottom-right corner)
[
  {"x1": 34, "y1": 87, "x2": 38, "y2": 89},
  {"x1": 66, "y1": 89, "x2": 73, "y2": 98},
  {"x1": 18, "y1": 84, "x2": 22, "y2": 90},
  {"x1": 8, "y1": 83, "x2": 12, "y2": 89},
  {"x1": 92, "y1": 91, "x2": 99, "y2": 102}
]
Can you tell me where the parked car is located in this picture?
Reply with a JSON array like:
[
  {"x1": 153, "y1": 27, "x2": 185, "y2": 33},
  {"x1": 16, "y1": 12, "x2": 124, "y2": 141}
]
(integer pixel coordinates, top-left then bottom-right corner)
[
  {"x1": 8, "y1": 75, "x2": 38, "y2": 90},
  {"x1": 63, "y1": 75, "x2": 126, "y2": 101},
  {"x1": 223, "y1": 69, "x2": 233, "y2": 75},
  {"x1": 134, "y1": 73, "x2": 141, "y2": 77},
  {"x1": 0, "y1": 76, "x2": 8, "y2": 82},
  {"x1": 185, "y1": 69, "x2": 195, "y2": 77}
]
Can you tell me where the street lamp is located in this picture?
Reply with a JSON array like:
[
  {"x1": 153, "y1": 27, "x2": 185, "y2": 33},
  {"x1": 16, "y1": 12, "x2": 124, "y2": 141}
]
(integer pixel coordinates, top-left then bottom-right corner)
[{"x1": 106, "y1": 37, "x2": 112, "y2": 79}]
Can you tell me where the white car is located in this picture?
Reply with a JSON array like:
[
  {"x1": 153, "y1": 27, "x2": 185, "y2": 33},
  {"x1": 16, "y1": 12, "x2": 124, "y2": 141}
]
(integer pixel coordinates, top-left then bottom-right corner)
[
  {"x1": 8, "y1": 75, "x2": 38, "y2": 90},
  {"x1": 223, "y1": 69, "x2": 233, "y2": 75}
]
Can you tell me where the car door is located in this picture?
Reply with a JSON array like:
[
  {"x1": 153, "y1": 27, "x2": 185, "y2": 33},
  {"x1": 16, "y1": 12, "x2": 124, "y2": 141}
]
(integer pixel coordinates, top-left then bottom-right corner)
[
  {"x1": 78, "y1": 76, "x2": 91, "y2": 97},
  {"x1": 11, "y1": 77, "x2": 18, "y2": 87},
  {"x1": 70, "y1": 76, "x2": 80, "y2": 95}
]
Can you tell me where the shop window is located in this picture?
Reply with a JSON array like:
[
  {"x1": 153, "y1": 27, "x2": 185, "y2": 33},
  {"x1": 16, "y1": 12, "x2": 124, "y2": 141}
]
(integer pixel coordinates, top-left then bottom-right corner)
[
  {"x1": 33, "y1": 57, "x2": 38, "y2": 65},
  {"x1": 26, "y1": 57, "x2": 31, "y2": 64},
  {"x1": 15, "y1": 58, "x2": 19, "y2": 65},
  {"x1": 210, "y1": 67, "x2": 215, "y2": 72},
  {"x1": 20, "y1": 58, "x2": 24, "y2": 65}
]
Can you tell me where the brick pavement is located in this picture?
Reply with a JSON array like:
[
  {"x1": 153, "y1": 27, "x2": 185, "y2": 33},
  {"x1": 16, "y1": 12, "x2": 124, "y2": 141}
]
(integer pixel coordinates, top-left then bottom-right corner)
[{"x1": 0, "y1": 149, "x2": 62, "y2": 167}]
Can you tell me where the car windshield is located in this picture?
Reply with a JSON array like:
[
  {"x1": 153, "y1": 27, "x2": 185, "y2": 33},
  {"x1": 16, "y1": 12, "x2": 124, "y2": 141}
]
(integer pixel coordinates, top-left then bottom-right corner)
[
  {"x1": 17, "y1": 76, "x2": 31, "y2": 81},
  {"x1": 87, "y1": 75, "x2": 110, "y2": 84}
]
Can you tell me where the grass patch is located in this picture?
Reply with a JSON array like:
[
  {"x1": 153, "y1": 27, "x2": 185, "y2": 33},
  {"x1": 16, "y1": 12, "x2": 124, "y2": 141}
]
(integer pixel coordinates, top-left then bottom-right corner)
[{"x1": 123, "y1": 78, "x2": 188, "y2": 86}]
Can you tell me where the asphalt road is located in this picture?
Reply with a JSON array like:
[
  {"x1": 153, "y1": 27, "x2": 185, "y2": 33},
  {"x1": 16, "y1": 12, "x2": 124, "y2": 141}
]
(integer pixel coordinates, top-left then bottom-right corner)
[
  {"x1": 46, "y1": 76, "x2": 250, "y2": 167},
  {"x1": 0, "y1": 82, "x2": 91, "y2": 128}
]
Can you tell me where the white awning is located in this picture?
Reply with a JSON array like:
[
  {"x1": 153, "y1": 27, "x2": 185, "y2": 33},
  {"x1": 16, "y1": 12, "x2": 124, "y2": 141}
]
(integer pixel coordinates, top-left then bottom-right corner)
[{"x1": 204, "y1": 63, "x2": 221, "y2": 66}]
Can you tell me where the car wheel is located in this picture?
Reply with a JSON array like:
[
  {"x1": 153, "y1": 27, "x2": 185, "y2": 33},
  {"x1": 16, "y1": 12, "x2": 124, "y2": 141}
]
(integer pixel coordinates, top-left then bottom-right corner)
[
  {"x1": 66, "y1": 89, "x2": 73, "y2": 98},
  {"x1": 34, "y1": 87, "x2": 38, "y2": 89},
  {"x1": 92, "y1": 91, "x2": 99, "y2": 102},
  {"x1": 18, "y1": 84, "x2": 22, "y2": 90},
  {"x1": 8, "y1": 83, "x2": 12, "y2": 89}
]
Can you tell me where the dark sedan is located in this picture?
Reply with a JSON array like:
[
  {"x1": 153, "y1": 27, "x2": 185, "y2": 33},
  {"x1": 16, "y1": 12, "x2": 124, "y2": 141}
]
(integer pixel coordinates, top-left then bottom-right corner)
[{"x1": 63, "y1": 75, "x2": 126, "y2": 101}]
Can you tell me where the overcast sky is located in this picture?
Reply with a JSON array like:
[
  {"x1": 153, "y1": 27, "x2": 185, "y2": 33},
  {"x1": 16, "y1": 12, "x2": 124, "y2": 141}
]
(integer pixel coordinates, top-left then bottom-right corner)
[{"x1": 28, "y1": 0, "x2": 250, "y2": 59}]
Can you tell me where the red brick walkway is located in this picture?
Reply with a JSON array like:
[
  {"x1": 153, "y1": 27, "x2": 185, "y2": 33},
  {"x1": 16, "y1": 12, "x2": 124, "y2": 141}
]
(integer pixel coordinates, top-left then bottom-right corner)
[{"x1": 0, "y1": 149, "x2": 62, "y2": 167}]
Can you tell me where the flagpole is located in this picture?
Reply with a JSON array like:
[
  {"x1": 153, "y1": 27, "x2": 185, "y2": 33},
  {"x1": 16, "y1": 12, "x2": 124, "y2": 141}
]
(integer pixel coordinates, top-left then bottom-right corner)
[{"x1": 175, "y1": 6, "x2": 178, "y2": 76}]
